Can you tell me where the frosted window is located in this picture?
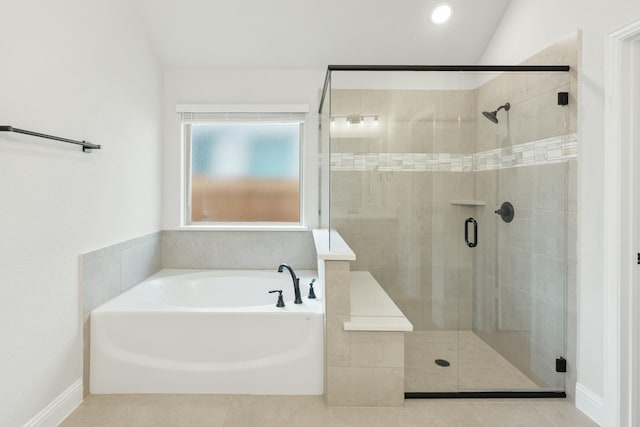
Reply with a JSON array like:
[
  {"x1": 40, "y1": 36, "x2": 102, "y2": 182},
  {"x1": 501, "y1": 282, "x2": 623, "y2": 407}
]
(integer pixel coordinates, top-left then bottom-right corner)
[{"x1": 189, "y1": 123, "x2": 301, "y2": 223}]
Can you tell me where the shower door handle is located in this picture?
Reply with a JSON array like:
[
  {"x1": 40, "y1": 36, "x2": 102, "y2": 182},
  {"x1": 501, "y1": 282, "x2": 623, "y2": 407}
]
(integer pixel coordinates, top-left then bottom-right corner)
[{"x1": 465, "y1": 218, "x2": 477, "y2": 248}]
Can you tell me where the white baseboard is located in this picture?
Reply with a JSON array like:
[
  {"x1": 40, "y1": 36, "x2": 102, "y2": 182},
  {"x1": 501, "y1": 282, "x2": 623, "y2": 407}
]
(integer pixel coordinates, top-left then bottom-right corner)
[
  {"x1": 23, "y1": 379, "x2": 83, "y2": 427},
  {"x1": 575, "y1": 383, "x2": 604, "y2": 426}
]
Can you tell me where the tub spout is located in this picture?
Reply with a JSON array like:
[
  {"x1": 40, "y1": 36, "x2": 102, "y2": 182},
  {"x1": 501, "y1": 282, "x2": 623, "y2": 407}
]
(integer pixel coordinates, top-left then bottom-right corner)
[{"x1": 278, "y1": 263, "x2": 303, "y2": 304}]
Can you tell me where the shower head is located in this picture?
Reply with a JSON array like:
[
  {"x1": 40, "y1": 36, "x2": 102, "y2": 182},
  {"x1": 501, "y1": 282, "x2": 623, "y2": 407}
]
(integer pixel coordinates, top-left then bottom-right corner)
[
  {"x1": 482, "y1": 102, "x2": 510, "y2": 124},
  {"x1": 482, "y1": 110, "x2": 499, "y2": 124}
]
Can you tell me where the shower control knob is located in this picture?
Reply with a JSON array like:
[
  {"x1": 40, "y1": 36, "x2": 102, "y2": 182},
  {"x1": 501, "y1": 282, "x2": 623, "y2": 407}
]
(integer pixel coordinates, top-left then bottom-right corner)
[{"x1": 494, "y1": 201, "x2": 514, "y2": 223}]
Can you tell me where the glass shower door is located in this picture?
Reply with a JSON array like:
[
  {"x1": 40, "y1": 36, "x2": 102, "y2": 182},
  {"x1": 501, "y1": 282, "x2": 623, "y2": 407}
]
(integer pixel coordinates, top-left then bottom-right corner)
[
  {"x1": 326, "y1": 67, "x2": 574, "y2": 395},
  {"x1": 409, "y1": 83, "x2": 478, "y2": 393},
  {"x1": 468, "y1": 70, "x2": 573, "y2": 392},
  {"x1": 328, "y1": 71, "x2": 473, "y2": 394}
]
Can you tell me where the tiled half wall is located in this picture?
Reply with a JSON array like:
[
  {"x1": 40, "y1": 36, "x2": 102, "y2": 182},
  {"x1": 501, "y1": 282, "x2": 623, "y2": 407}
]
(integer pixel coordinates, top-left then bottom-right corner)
[{"x1": 80, "y1": 231, "x2": 162, "y2": 396}]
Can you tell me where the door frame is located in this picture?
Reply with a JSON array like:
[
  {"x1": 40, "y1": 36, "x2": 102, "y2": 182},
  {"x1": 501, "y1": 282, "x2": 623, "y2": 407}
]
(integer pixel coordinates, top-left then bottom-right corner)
[{"x1": 603, "y1": 18, "x2": 640, "y2": 427}]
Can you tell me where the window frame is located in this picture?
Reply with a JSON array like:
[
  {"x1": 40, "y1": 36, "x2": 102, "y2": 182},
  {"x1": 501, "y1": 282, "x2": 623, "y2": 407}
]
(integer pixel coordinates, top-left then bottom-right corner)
[{"x1": 178, "y1": 105, "x2": 309, "y2": 230}]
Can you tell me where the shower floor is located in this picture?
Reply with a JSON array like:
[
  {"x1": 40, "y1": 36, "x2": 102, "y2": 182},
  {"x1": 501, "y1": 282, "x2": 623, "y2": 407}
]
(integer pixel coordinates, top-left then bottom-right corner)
[{"x1": 405, "y1": 331, "x2": 540, "y2": 393}]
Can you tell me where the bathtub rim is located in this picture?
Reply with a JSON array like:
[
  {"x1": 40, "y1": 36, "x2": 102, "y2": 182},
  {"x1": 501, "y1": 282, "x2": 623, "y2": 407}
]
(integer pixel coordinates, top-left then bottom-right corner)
[{"x1": 91, "y1": 268, "x2": 323, "y2": 314}]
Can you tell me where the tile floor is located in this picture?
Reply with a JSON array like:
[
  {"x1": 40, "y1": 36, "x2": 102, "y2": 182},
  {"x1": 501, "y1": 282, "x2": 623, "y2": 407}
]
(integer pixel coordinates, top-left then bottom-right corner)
[
  {"x1": 406, "y1": 331, "x2": 541, "y2": 392},
  {"x1": 61, "y1": 394, "x2": 598, "y2": 427},
  {"x1": 67, "y1": 331, "x2": 587, "y2": 426}
]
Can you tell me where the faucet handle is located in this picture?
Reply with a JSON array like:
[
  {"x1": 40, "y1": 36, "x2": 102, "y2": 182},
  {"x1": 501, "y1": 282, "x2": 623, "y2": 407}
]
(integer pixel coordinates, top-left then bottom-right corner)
[
  {"x1": 268, "y1": 290, "x2": 285, "y2": 307},
  {"x1": 308, "y1": 278, "x2": 317, "y2": 299}
]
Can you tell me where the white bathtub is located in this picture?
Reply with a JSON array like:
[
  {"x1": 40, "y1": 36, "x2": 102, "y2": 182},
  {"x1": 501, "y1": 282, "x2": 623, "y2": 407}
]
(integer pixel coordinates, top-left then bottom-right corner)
[{"x1": 90, "y1": 269, "x2": 324, "y2": 395}]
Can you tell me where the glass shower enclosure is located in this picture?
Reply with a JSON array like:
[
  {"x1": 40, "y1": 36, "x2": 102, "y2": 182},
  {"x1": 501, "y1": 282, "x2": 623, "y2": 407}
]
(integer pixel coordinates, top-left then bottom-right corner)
[{"x1": 319, "y1": 64, "x2": 576, "y2": 396}]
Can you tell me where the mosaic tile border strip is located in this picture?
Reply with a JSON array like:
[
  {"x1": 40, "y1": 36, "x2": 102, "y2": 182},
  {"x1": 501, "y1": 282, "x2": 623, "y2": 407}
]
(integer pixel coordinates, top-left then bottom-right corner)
[
  {"x1": 474, "y1": 133, "x2": 577, "y2": 171},
  {"x1": 330, "y1": 133, "x2": 577, "y2": 172},
  {"x1": 330, "y1": 152, "x2": 474, "y2": 172}
]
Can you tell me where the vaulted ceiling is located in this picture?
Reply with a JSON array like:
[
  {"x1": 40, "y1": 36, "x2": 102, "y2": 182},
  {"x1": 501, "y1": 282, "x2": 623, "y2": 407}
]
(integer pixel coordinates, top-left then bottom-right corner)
[{"x1": 132, "y1": 0, "x2": 511, "y2": 68}]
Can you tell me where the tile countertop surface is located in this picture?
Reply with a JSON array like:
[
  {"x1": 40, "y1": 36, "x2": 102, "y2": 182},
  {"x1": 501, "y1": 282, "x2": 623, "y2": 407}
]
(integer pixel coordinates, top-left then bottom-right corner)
[{"x1": 312, "y1": 229, "x2": 356, "y2": 261}]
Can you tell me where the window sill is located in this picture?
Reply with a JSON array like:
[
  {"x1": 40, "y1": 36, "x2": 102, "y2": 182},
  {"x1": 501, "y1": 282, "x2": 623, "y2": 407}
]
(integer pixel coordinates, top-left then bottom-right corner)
[{"x1": 175, "y1": 224, "x2": 309, "y2": 232}]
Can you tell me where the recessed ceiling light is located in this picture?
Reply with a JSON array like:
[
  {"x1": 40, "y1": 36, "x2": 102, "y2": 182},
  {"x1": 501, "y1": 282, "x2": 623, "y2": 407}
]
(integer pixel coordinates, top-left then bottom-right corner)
[{"x1": 431, "y1": 3, "x2": 453, "y2": 24}]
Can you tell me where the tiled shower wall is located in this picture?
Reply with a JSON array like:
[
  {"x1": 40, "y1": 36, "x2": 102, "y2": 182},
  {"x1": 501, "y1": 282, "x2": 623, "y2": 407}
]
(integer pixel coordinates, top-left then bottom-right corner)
[
  {"x1": 330, "y1": 88, "x2": 476, "y2": 331},
  {"x1": 330, "y1": 33, "x2": 578, "y2": 396},
  {"x1": 472, "y1": 34, "x2": 578, "y2": 397}
]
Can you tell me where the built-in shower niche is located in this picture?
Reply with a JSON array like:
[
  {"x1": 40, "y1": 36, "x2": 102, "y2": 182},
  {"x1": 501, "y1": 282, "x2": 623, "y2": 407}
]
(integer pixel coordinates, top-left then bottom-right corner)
[{"x1": 324, "y1": 33, "x2": 577, "y2": 399}]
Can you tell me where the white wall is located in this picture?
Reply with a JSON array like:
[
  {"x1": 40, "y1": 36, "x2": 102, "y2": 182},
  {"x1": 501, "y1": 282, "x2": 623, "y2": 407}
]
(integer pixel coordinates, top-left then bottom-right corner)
[
  {"x1": 162, "y1": 68, "x2": 325, "y2": 229},
  {"x1": 330, "y1": 71, "x2": 479, "y2": 90},
  {"x1": 479, "y1": 0, "x2": 640, "y2": 419},
  {"x1": 0, "y1": 0, "x2": 162, "y2": 425}
]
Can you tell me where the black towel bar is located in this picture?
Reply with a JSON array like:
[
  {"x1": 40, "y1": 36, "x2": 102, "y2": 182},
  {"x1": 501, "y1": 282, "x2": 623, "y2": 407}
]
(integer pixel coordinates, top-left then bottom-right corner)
[{"x1": 0, "y1": 125, "x2": 101, "y2": 152}]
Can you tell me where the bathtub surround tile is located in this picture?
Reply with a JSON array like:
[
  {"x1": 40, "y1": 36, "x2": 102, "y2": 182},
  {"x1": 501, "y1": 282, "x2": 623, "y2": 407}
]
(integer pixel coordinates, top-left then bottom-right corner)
[
  {"x1": 81, "y1": 232, "x2": 161, "y2": 265},
  {"x1": 80, "y1": 231, "x2": 161, "y2": 397},
  {"x1": 161, "y1": 230, "x2": 316, "y2": 270},
  {"x1": 82, "y1": 256, "x2": 121, "y2": 314},
  {"x1": 120, "y1": 237, "x2": 161, "y2": 292},
  {"x1": 83, "y1": 315, "x2": 91, "y2": 397},
  {"x1": 81, "y1": 231, "x2": 161, "y2": 314},
  {"x1": 326, "y1": 366, "x2": 404, "y2": 407}
]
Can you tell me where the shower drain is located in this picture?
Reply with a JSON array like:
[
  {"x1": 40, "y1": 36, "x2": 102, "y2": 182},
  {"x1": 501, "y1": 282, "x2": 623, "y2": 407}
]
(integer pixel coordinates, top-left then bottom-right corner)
[{"x1": 434, "y1": 359, "x2": 450, "y2": 367}]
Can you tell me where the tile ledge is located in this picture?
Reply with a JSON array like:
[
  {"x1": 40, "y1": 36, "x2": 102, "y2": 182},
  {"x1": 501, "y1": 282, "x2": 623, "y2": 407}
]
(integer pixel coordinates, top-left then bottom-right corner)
[
  {"x1": 344, "y1": 316, "x2": 413, "y2": 332},
  {"x1": 312, "y1": 229, "x2": 356, "y2": 261},
  {"x1": 346, "y1": 271, "x2": 413, "y2": 332}
]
